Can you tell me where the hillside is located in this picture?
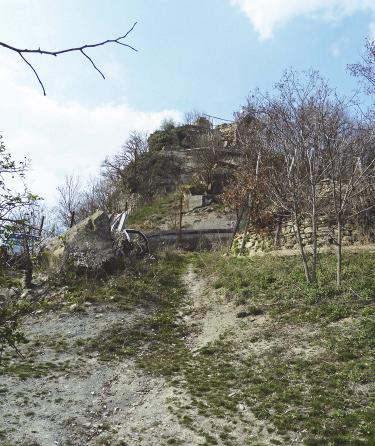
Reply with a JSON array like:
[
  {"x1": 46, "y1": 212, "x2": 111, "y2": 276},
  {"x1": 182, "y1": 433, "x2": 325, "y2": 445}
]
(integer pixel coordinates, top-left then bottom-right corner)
[
  {"x1": 0, "y1": 249, "x2": 374, "y2": 445},
  {"x1": 127, "y1": 193, "x2": 235, "y2": 233}
]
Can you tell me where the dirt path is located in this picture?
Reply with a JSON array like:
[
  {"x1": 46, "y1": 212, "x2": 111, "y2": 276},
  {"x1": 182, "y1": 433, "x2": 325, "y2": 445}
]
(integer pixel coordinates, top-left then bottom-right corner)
[{"x1": 183, "y1": 264, "x2": 239, "y2": 349}]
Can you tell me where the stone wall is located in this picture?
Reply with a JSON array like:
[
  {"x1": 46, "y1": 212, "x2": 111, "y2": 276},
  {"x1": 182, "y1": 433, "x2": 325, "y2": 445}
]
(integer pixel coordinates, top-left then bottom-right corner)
[{"x1": 232, "y1": 218, "x2": 372, "y2": 256}]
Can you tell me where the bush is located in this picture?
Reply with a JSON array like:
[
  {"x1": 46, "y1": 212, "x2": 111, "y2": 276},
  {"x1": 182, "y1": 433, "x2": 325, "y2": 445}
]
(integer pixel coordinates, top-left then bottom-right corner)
[
  {"x1": 0, "y1": 300, "x2": 27, "y2": 364},
  {"x1": 148, "y1": 129, "x2": 177, "y2": 152}
]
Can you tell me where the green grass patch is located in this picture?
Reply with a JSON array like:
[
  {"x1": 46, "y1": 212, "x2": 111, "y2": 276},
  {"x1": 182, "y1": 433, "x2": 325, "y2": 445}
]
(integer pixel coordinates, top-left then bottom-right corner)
[
  {"x1": 192, "y1": 251, "x2": 375, "y2": 324},
  {"x1": 178, "y1": 251, "x2": 375, "y2": 444},
  {"x1": 127, "y1": 193, "x2": 180, "y2": 229},
  {"x1": 0, "y1": 268, "x2": 21, "y2": 288},
  {"x1": 84, "y1": 251, "x2": 189, "y2": 363},
  {"x1": 0, "y1": 355, "x2": 71, "y2": 379}
]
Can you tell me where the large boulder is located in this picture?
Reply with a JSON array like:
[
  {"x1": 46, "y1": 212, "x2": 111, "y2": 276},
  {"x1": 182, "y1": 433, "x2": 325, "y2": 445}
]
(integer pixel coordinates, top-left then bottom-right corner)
[{"x1": 40, "y1": 211, "x2": 119, "y2": 275}]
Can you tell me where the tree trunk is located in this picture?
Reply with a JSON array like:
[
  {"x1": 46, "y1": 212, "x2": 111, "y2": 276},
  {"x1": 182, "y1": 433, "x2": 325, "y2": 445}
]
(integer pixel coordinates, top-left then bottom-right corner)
[
  {"x1": 240, "y1": 190, "x2": 254, "y2": 255},
  {"x1": 69, "y1": 211, "x2": 76, "y2": 228},
  {"x1": 239, "y1": 211, "x2": 251, "y2": 255},
  {"x1": 23, "y1": 240, "x2": 33, "y2": 289},
  {"x1": 293, "y1": 217, "x2": 311, "y2": 284},
  {"x1": 227, "y1": 206, "x2": 245, "y2": 254},
  {"x1": 336, "y1": 215, "x2": 342, "y2": 288},
  {"x1": 311, "y1": 189, "x2": 318, "y2": 283}
]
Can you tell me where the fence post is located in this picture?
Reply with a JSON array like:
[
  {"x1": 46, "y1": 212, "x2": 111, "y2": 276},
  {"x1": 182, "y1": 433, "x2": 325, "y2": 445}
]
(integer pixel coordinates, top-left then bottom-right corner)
[{"x1": 178, "y1": 193, "x2": 183, "y2": 245}]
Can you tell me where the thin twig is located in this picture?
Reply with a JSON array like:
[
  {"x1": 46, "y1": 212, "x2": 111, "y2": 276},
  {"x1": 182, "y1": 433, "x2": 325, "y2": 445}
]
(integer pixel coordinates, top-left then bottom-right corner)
[
  {"x1": 19, "y1": 53, "x2": 46, "y2": 95},
  {"x1": 81, "y1": 49, "x2": 105, "y2": 79}
]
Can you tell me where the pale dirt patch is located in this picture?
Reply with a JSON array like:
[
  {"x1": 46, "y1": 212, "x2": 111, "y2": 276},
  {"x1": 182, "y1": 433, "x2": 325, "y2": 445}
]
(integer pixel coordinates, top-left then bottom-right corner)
[
  {"x1": 183, "y1": 265, "x2": 239, "y2": 350},
  {"x1": 0, "y1": 306, "x2": 200, "y2": 446}
]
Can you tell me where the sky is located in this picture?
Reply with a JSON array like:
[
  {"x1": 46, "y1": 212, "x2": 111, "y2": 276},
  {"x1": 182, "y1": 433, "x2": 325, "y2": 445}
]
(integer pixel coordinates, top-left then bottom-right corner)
[{"x1": 0, "y1": 0, "x2": 374, "y2": 205}]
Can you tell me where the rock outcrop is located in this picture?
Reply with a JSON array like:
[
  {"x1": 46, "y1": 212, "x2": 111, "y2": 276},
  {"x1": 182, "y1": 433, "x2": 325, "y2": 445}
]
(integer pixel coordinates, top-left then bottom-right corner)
[
  {"x1": 145, "y1": 120, "x2": 240, "y2": 195},
  {"x1": 40, "y1": 211, "x2": 119, "y2": 276}
]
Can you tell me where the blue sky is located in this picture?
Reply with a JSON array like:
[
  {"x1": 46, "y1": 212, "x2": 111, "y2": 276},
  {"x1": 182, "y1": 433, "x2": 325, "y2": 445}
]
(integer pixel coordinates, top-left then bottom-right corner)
[{"x1": 0, "y1": 0, "x2": 374, "y2": 203}]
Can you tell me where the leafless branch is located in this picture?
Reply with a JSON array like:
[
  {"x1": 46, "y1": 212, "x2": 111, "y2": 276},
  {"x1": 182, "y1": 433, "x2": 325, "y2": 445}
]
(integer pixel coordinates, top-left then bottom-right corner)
[
  {"x1": 0, "y1": 22, "x2": 137, "y2": 95},
  {"x1": 80, "y1": 49, "x2": 105, "y2": 79},
  {"x1": 18, "y1": 53, "x2": 46, "y2": 95}
]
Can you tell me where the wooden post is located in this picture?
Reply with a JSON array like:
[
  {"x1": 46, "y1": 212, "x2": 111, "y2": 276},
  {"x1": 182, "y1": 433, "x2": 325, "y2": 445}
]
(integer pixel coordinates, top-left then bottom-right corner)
[
  {"x1": 274, "y1": 214, "x2": 282, "y2": 247},
  {"x1": 178, "y1": 193, "x2": 183, "y2": 245}
]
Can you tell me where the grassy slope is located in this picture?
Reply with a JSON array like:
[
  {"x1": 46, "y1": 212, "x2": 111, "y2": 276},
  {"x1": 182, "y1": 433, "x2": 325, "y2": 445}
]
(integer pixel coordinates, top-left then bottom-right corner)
[
  {"x1": 127, "y1": 193, "x2": 228, "y2": 231},
  {"x1": 185, "y1": 252, "x2": 375, "y2": 445},
  {"x1": 1, "y1": 251, "x2": 374, "y2": 445},
  {"x1": 83, "y1": 251, "x2": 375, "y2": 445},
  {"x1": 127, "y1": 194, "x2": 179, "y2": 230}
]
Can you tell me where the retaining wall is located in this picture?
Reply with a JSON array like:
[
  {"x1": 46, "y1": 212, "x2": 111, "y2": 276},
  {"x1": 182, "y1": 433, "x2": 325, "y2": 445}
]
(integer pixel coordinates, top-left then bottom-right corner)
[
  {"x1": 146, "y1": 229, "x2": 233, "y2": 251},
  {"x1": 233, "y1": 218, "x2": 373, "y2": 256}
]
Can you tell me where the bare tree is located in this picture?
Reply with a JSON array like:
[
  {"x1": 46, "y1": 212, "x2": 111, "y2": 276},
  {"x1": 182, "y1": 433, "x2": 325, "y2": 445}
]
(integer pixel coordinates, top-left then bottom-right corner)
[
  {"x1": 348, "y1": 39, "x2": 375, "y2": 95},
  {"x1": 238, "y1": 70, "x2": 374, "y2": 285},
  {"x1": 276, "y1": 72, "x2": 338, "y2": 282},
  {"x1": 324, "y1": 114, "x2": 375, "y2": 286},
  {"x1": 160, "y1": 118, "x2": 176, "y2": 131},
  {"x1": 103, "y1": 131, "x2": 148, "y2": 189},
  {"x1": 221, "y1": 166, "x2": 260, "y2": 254},
  {"x1": 0, "y1": 135, "x2": 38, "y2": 230},
  {"x1": 77, "y1": 176, "x2": 129, "y2": 217},
  {"x1": 184, "y1": 110, "x2": 205, "y2": 125},
  {"x1": 245, "y1": 71, "x2": 339, "y2": 283},
  {"x1": 0, "y1": 201, "x2": 49, "y2": 364},
  {"x1": 193, "y1": 130, "x2": 225, "y2": 194},
  {"x1": 231, "y1": 113, "x2": 268, "y2": 254},
  {"x1": 244, "y1": 82, "x2": 311, "y2": 282},
  {"x1": 11, "y1": 205, "x2": 45, "y2": 288},
  {"x1": 0, "y1": 135, "x2": 40, "y2": 288},
  {"x1": 55, "y1": 174, "x2": 82, "y2": 229},
  {"x1": 0, "y1": 23, "x2": 137, "y2": 95}
]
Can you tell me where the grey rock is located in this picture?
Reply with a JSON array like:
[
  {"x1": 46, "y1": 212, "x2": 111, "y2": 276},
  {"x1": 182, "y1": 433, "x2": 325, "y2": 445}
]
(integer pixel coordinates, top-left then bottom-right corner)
[{"x1": 39, "y1": 211, "x2": 121, "y2": 276}]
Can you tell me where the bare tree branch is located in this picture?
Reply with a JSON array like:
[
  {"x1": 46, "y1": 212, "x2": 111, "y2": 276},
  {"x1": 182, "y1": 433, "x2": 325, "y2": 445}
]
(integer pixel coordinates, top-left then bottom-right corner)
[
  {"x1": 80, "y1": 49, "x2": 105, "y2": 79},
  {"x1": 19, "y1": 53, "x2": 46, "y2": 95},
  {"x1": 348, "y1": 38, "x2": 375, "y2": 94},
  {"x1": 0, "y1": 22, "x2": 137, "y2": 95}
]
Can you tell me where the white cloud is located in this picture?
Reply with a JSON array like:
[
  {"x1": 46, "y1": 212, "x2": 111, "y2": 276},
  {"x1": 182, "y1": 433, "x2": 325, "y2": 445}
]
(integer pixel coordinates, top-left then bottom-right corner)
[
  {"x1": 0, "y1": 63, "x2": 182, "y2": 207},
  {"x1": 231, "y1": 0, "x2": 375, "y2": 39}
]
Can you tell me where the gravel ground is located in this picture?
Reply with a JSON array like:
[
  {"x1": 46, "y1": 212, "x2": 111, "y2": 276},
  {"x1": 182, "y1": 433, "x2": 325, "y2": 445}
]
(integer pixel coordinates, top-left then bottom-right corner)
[
  {"x1": 0, "y1": 303, "x2": 204, "y2": 446},
  {"x1": 0, "y1": 266, "x2": 292, "y2": 446}
]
